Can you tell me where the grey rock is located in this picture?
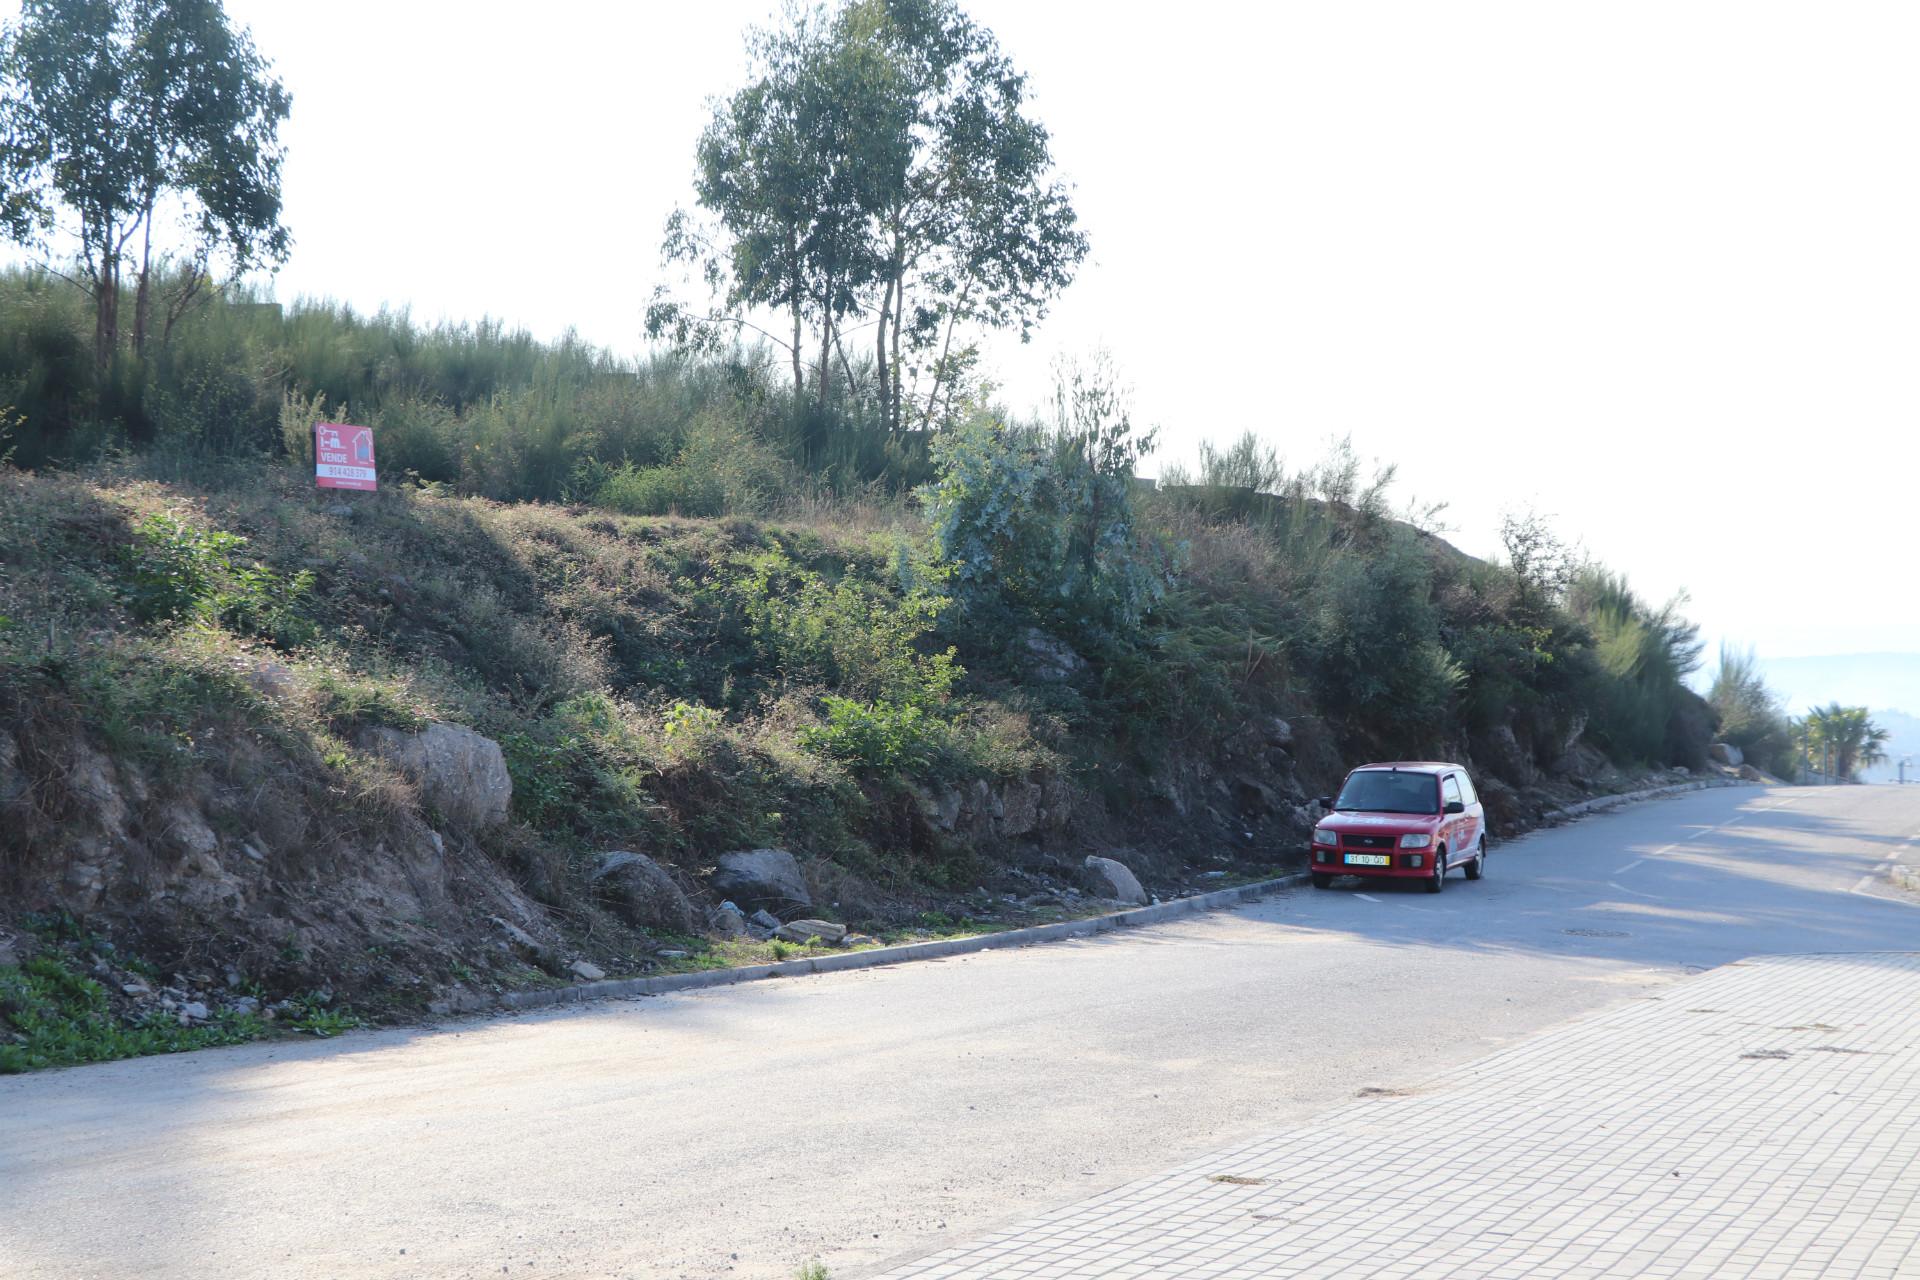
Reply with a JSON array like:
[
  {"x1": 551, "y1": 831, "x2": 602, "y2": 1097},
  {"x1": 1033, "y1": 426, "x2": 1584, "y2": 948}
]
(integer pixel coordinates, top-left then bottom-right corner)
[
  {"x1": 121, "y1": 980, "x2": 151, "y2": 997},
  {"x1": 774, "y1": 919, "x2": 848, "y2": 944},
  {"x1": 161, "y1": 803, "x2": 221, "y2": 861},
  {"x1": 1082, "y1": 855, "x2": 1149, "y2": 906},
  {"x1": 177, "y1": 1001, "x2": 210, "y2": 1023},
  {"x1": 657, "y1": 948, "x2": 690, "y2": 960},
  {"x1": 568, "y1": 960, "x2": 606, "y2": 982},
  {"x1": 992, "y1": 780, "x2": 1043, "y2": 839},
  {"x1": 1262, "y1": 717, "x2": 1295, "y2": 749},
  {"x1": 359, "y1": 722, "x2": 512, "y2": 829},
  {"x1": 711, "y1": 849, "x2": 811, "y2": 913},
  {"x1": 707, "y1": 902, "x2": 750, "y2": 938},
  {"x1": 914, "y1": 784, "x2": 964, "y2": 833},
  {"x1": 239, "y1": 659, "x2": 299, "y2": 701},
  {"x1": 325, "y1": 502, "x2": 356, "y2": 517},
  {"x1": 1018, "y1": 628, "x2": 1088, "y2": 683},
  {"x1": 1232, "y1": 775, "x2": 1278, "y2": 815},
  {"x1": 590, "y1": 851, "x2": 695, "y2": 934},
  {"x1": 1708, "y1": 742, "x2": 1745, "y2": 767},
  {"x1": 749, "y1": 908, "x2": 782, "y2": 931},
  {"x1": 490, "y1": 915, "x2": 558, "y2": 971},
  {"x1": 240, "y1": 842, "x2": 267, "y2": 864},
  {"x1": 226, "y1": 996, "x2": 260, "y2": 1017}
]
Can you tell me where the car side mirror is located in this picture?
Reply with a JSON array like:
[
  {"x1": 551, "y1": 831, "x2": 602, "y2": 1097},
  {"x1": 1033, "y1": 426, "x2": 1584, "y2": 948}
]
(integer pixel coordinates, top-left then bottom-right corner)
[
  {"x1": 1444, "y1": 800, "x2": 1465, "y2": 814},
  {"x1": 1316, "y1": 795, "x2": 1333, "y2": 810}
]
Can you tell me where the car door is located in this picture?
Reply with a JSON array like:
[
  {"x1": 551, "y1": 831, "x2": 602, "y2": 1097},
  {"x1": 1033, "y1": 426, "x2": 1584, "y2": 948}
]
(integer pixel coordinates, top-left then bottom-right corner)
[{"x1": 1441, "y1": 773, "x2": 1467, "y2": 866}]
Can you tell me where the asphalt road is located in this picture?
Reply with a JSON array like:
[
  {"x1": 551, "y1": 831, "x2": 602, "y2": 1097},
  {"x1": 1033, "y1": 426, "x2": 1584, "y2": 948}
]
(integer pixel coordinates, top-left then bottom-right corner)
[{"x1": 4, "y1": 785, "x2": 1917, "y2": 1280}]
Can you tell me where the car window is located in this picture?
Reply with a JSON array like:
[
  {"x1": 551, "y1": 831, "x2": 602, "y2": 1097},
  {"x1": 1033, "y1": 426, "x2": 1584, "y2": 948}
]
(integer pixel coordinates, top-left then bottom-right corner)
[
  {"x1": 1334, "y1": 771, "x2": 1440, "y2": 815},
  {"x1": 1457, "y1": 773, "x2": 1477, "y2": 805},
  {"x1": 1442, "y1": 775, "x2": 1464, "y2": 806}
]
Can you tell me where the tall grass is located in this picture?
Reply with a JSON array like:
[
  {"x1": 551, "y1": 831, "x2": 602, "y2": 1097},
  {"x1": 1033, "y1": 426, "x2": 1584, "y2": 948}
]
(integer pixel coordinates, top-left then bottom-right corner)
[{"x1": 0, "y1": 268, "x2": 918, "y2": 502}]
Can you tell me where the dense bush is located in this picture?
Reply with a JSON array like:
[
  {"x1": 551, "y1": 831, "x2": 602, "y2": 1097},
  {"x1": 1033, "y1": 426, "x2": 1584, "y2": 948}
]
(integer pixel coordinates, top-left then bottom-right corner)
[{"x1": 923, "y1": 406, "x2": 1178, "y2": 649}]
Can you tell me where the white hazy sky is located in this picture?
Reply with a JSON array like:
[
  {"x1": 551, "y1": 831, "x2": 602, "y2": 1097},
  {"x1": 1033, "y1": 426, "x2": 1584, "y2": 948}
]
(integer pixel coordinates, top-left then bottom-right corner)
[{"x1": 10, "y1": 1, "x2": 1919, "y2": 666}]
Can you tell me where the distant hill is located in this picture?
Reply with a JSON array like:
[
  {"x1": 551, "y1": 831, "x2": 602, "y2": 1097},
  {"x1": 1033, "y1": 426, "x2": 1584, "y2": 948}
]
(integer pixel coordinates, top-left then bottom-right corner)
[{"x1": 1751, "y1": 653, "x2": 1920, "y2": 784}]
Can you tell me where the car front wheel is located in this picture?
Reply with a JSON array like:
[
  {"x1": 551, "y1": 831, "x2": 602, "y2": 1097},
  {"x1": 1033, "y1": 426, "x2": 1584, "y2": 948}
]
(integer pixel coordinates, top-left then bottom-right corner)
[
  {"x1": 1425, "y1": 848, "x2": 1446, "y2": 894},
  {"x1": 1311, "y1": 872, "x2": 1332, "y2": 889}
]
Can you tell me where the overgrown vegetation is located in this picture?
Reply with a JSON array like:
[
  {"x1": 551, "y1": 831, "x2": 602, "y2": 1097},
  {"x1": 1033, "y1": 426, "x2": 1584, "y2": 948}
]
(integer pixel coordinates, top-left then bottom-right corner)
[{"x1": 0, "y1": 0, "x2": 1755, "y2": 1072}]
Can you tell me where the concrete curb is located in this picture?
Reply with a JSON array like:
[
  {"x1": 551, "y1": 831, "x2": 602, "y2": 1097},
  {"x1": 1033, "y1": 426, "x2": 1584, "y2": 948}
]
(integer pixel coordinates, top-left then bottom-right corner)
[
  {"x1": 1537, "y1": 776, "x2": 1755, "y2": 826},
  {"x1": 500, "y1": 775, "x2": 1760, "y2": 1015},
  {"x1": 501, "y1": 873, "x2": 1311, "y2": 1012}
]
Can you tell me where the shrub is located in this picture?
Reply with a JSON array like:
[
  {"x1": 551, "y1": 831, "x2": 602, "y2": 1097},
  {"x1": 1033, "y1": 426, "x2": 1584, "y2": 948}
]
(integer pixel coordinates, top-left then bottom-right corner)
[
  {"x1": 728, "y1": 546, "x2": 958, "y2": 709},
  {"x1": 801, "y1": 696, "x2": 950, "y2": 775},
  {"x1": 119, "y1": 512, "x2": 315, "y2": 647},
  {"x1": 922, "y1": 401, "x2": 1178, "y2": 649},
  {"x1": 1566, "y1": 569, "x2": 1706, "y2": 765},
  {"x1": 1305, "y1": 535, "x2": 1462, "y2": 750},
  {"x1": 596, "y1": 460, "x2": 725, "y2": 516}
]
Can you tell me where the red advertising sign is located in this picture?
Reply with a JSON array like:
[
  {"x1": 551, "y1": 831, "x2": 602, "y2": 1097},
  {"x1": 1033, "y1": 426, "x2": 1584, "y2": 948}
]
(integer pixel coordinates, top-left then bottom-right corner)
[{"x1": 314, "y1": 422, "x2": 376, "y2": 491}]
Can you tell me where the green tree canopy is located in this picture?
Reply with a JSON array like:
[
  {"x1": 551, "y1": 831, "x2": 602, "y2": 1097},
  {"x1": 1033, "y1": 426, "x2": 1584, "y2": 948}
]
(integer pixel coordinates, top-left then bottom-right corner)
[
  {"x1": 650, "y1": 0, "x2": 1086, "y2": 434},
  {"x1": 0, "y1": 0, "x2": 291, "y2": 368}
]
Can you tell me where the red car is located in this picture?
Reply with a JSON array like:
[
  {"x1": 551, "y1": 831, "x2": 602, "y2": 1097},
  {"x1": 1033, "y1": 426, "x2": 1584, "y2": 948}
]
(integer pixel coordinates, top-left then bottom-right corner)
[{"x1": 1309, "y1": 762, "x2": 1488, "y2": 893}]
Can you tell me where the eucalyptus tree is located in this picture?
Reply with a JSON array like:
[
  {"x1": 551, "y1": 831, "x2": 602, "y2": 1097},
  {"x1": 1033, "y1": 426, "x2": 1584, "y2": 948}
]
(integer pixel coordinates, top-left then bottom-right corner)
[
  {"x1": 0, "y1": 0, "x2": 290, "y2": 369},
  {"x1": 651, "y1": 0, "x2": 1086, "y2": 434}
]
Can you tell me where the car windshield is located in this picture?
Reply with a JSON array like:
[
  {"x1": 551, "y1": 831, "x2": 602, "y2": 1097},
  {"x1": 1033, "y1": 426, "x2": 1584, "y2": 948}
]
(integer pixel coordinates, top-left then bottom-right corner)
[{"x1": 1334, "y1": 771, "x2": 1438, "y2": 815}]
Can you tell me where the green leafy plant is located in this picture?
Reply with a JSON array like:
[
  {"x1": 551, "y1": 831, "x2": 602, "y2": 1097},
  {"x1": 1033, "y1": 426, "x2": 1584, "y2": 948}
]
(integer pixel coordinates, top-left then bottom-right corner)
[
  {"x1": 284, "y1": 992, "x2": 360, "y2": 1038},
  {"x1": 120, "y1": 512, "x2": 314, "y2": 646},
  {"x1": 0, "y1": 952, "x2": 263, "y2": 1074},
  {"x1": 801, "y1": 695, "x2": 949, "y2": 775}
]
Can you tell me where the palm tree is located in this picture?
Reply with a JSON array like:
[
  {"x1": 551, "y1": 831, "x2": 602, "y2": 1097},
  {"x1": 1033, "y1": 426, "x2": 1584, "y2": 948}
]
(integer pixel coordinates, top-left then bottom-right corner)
[{"x1": 1800, "y1": 704, "x2": 1890, "y2": 780}]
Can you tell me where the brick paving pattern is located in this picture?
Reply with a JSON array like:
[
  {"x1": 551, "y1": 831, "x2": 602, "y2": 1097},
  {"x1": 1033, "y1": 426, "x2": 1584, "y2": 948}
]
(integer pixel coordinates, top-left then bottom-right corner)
[{"x1": 876, "y1": 953, "x2": 1920, "y2": 1279}]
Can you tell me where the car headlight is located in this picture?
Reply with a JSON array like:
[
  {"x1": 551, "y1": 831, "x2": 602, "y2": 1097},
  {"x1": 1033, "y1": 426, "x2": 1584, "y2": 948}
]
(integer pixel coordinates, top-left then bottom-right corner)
[
  {"x1": 1313, "y1": 828, "x2": 1338, "y2": 846},
  {"x1": 1398, "y1": 833, "x2": 1432, "y2": 848}
]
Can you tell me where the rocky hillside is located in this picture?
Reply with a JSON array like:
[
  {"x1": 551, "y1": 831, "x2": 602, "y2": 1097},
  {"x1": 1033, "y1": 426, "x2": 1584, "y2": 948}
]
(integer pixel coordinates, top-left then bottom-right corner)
[{"x1": 0, "y1": 459, "x2": 1712, "y2": 1065}]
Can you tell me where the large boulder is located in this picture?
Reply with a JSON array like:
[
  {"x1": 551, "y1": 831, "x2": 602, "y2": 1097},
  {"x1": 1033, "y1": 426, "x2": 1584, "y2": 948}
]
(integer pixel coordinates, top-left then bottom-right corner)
[
  {"x1": 1082, "y1": 855, "x2": 1148, "y2": 906},
  {"x1": 359, "y1": 722, "x2": 512, "y2": 829},
  {"x1": 591, "y1": 851, "x2": 695, "y2": 934},
  {"x1": 710, "y1": 848, "x2": 812, "y2": 914},
  {"x1": 1709, "y1": 742, "x2": 1745, "y2": 767}
]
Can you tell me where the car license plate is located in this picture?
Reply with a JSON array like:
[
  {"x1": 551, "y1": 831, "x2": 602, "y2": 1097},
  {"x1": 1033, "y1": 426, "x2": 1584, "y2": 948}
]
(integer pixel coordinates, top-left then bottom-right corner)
[{"x1": 1343, "y1": 853, "x2": 1391, "y2": 866}]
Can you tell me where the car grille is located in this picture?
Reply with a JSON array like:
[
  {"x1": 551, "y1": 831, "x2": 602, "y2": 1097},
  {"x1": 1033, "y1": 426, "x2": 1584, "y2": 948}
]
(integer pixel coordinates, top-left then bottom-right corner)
[{"x1": 1343, "y1": 834, "x2": 1395, "y2": 850}]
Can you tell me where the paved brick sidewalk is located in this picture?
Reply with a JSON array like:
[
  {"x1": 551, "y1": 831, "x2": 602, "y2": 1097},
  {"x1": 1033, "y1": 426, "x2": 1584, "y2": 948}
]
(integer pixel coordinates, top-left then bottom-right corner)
[{"x1": 874, "y1": 953, "x2": 1920, "y2": 1279}]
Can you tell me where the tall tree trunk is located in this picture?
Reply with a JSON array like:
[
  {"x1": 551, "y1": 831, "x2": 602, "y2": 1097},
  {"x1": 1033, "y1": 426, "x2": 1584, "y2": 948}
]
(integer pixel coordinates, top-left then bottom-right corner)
[
  {"x1": 133, "y1": 198, "x2": 156, "y2": 358},
  {"x1": 92, "y1": 217, "x2": 119, "y2": 375},
  {"x1": 788, "y1": 226, "x2": 805, "y2": 402},
  {"x1": 791, "y1": 301, "x2": 805, "y2": 402},
  {"x1": 875, "y1": 272, "x2": 894, "y2": 434},
  {"x1": 815, "y1": 298, "x2": 834, "y2": 414},
  {"x1": 921, "y1": 282, "x2": 971, "y2": 433}
]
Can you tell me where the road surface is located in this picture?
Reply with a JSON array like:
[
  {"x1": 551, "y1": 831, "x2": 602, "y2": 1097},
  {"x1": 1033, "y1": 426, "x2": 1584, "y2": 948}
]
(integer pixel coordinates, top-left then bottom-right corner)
[{"x1": 3, "y1": 784, "x2": 1916, "y2": 1279}]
